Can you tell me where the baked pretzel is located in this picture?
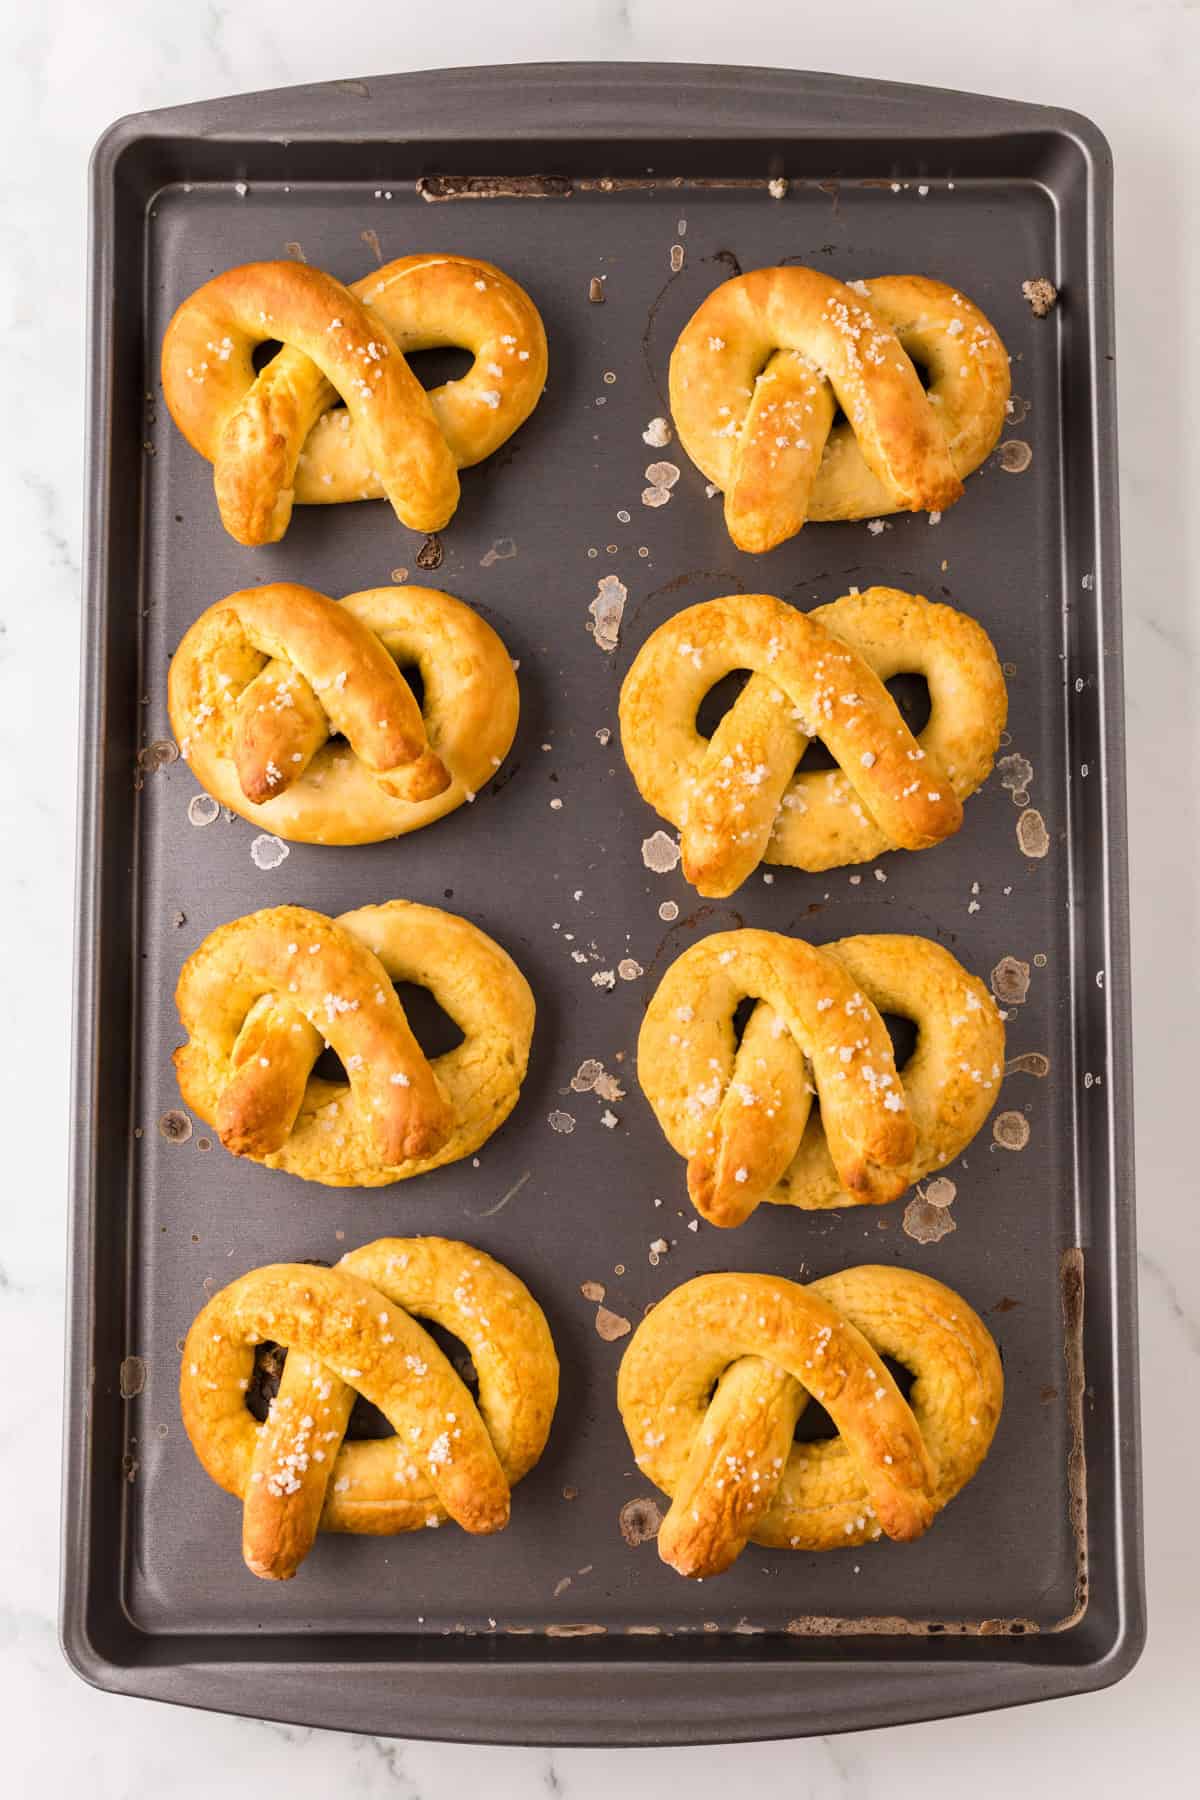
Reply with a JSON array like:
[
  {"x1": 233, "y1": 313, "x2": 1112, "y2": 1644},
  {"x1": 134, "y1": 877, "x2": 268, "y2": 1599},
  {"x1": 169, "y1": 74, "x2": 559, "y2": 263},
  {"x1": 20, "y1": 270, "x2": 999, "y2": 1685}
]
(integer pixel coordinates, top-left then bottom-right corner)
[
  {"x1": 181, "y1": 1237, "x2": 558, "y2": 1580},
  {"x1": 620, "y1": 587, "x2": 1006, "y2": 896},
  {"x1": 618, "y1": 1264, "x2": 1002, "y2": 1578},
  {"x1": 174, "y1": 901, "x2": 534, "y2": 1187},
  {"x1": 670, "y1": 268, "x2": 1010, "y2": 552},
  {"x1": 161, "y1": 254, "x2": 548, "y2": 544},
  {"x1": 168, "y1": 582, "x2": 518, "y2": 845},
  {"x1": 639, "y1": 929, "x2": 1003, "y2": 1226}
]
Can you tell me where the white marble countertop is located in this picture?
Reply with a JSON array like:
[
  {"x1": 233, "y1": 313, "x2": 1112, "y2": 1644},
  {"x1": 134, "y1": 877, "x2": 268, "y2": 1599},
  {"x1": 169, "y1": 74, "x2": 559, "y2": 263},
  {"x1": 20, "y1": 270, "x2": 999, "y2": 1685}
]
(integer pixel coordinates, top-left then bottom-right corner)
[{"x1": 5, "y1": 0, "x2": 1198, "y2": 1790}]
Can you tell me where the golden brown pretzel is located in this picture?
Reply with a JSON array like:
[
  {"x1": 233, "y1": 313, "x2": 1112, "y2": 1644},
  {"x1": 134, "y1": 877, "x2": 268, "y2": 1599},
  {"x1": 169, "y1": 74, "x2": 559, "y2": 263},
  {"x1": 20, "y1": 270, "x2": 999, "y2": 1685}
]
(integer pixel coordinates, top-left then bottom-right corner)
[
  {"x1": 174, "y1": 901, "x2": 534, "y2": 1187},
  {"x1": 638, "y1": 929, "x2": 1004, "y2": 1226},
  {"x1": 619, "y1": 587, "x2": 1006, "y2": 896},
  {"x1": 162, "y1": 254, "x2": 548, "y2": 544},
  {"x1": 618, "y1": 1264, "x2": 1002, "y2": 1578},
  {"x1": 181, "y1": 1237, "x2": 558, "y2": 1580},
  {"x1": 670, "y1": 268, "x2": 1010, "y2": 552},
  {"x1": 168, "y1": 582, "x2": 518, "y2": 845}
]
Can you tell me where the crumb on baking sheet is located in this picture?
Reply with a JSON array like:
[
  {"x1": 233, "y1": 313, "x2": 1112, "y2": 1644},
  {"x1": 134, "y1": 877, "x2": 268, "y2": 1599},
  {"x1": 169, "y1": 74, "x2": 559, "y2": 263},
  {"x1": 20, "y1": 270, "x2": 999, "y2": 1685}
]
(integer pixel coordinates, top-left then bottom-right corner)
[
  {"x1": 1022, "y1": 277, "x2": 1058, "y2": 317},
  {"x1": 1017, "y1": 808, "x2": 1050, "y2": 857},
  {"x1": 595, "y1": 1305, "x2": 632, "y2": 1342},
  {"x1": 588, "y1": 574, "x2": 627, "y2": 652}
]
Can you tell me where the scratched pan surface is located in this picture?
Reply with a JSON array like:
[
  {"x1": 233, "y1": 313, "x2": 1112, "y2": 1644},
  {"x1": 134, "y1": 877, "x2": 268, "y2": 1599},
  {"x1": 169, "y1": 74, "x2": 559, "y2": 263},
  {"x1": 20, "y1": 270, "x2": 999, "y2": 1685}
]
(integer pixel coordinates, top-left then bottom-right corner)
[{"x1": 66, "y1": 66, "x2": 1142, "y2": 1743}]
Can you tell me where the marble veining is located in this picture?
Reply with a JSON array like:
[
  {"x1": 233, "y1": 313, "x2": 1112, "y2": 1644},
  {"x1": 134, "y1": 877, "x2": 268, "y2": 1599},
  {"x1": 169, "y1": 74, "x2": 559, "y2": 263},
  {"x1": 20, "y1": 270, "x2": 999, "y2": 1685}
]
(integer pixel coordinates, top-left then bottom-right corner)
[{"x1": 4, "y1": 0, "x2": 1198, "y2": 1791}]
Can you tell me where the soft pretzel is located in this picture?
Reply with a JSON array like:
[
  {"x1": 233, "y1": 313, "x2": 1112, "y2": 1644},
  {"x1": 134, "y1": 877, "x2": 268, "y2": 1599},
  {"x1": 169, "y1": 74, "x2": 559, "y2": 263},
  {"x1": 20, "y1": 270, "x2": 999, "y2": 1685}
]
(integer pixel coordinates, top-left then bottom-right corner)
[
  {"x1": 639, "y1": 929, "x2": 1003, "y2": 1226},
  {"x1": 620, "y1": 587, "x2": 1006, "y2": 896},
  {"x1": 168, "y1": 582, "x2": 518, "y2": 845},
  {"x1": 174, "y1": 901, "x2": 534, "y2": 1186},
  {"x1": 181, "y1": 1237, "x2": 558, "y2": 1580},
  {"x1": 618, "y1": 1264, "x2": 1002, "y2": 1578},
  {"x1": 162, "y1": 254, "x2": 548, "y2": 544},
  {"x1": 670, "y1": 268, "x2": 1010, "y2": 552}
]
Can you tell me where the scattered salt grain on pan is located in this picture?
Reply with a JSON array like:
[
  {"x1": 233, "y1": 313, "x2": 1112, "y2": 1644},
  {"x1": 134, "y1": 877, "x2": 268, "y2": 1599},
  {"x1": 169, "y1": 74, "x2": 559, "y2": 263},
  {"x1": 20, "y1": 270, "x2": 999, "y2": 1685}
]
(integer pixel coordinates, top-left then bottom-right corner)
[
  {"x1": 589, "y1": 574, "x2": 627, "y2": 652},
  {"x1": 768, "y1": 177, "x2": 788, "y2": 199},
  {"x1": 571, "y1": 1059, "x2": 605, "y2": 1093},
  {"x1": 592, "y1": 969, "x2": 617, "y2": 990},
  {"x1": 642, "y1": 417, "x2": 673, "y2": 447},
  {"x1": 642, "y1": 830, "x2": 682, "y2": 874},
  {"x1": 600, "y1": 1109, "x2": 619, "y2": 1129},
  {"x1": 250, "y1": 834, "x2": 289, "y2": 871}
]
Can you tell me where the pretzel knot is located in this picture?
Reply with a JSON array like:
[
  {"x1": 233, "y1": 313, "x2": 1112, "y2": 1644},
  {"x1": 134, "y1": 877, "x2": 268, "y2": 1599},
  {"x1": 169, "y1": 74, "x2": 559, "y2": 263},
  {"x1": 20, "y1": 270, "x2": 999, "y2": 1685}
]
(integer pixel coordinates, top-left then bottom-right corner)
[
  {"x1": 620, "y1": 587, "x2": 1006, "y2": 896},
  {"x1": 181, "y1": 1237, "x2": 559, "y2": 1581},
  {"x1": 638, "y1": 929, "x2": 1004, "y2": 1227},
  {"x1": 619, "y1": 1265, "x2": 1002, "y2": 1579},
  {"x1": 174, "y1": 902, "x2": 534, "y2": 1187},
  {"x1": 670, "y1": 267, "x2": 1010, "y2": 553},
  {"x1": 161, "y1": 254, "x2": 548, "y2": 544},
  {"x1": 168, "y1": 582, "x2": 519, "y2": 845}
]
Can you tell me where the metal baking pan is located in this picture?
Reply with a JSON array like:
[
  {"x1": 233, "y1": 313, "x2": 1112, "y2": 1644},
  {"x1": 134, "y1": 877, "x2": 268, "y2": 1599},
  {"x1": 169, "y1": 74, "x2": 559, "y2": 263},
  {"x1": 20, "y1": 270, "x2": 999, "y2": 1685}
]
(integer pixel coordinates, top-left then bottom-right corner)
[{"x1": 65, "y1": 62, "x2": 1142, "y2": 1745}]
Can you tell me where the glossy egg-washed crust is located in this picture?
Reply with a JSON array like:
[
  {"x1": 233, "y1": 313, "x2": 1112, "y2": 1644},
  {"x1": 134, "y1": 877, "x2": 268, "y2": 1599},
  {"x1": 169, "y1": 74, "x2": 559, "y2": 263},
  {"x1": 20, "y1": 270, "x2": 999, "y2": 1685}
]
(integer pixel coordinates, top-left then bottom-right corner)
[
  {"x1": 670, "y1": 267, "x2": 1010, "y2": 552},
  {"x1": 168, "y1": 582, "x2": 519, "y2": 845},
  {"x1": 174, "y1": 901, "x2": 534, "y2": 1187},
  {"x1": 619, "y1": 587, "x2": 1007, "y2": 897},
  {"x1": 180, "y1": 1237, "x2": 559, "y2": 1580},
  {"x1": 638, "y1": 930, "x2": 1004, "y2": 1225},
  {"x1": 618, "y1": 1265, "x2": 1002, "y2": 1578},
  {"x1": 161, "y1": 254, "x2": 548, "y2": 544}
]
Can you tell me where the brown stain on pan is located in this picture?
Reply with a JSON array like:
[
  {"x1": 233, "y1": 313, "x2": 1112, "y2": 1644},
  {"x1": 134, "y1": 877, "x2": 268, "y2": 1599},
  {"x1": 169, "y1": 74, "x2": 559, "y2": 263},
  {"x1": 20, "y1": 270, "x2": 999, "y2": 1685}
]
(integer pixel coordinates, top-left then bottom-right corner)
[{"x1": 1053, "y1": 1246, "x2": 1090, "y2": 1631}]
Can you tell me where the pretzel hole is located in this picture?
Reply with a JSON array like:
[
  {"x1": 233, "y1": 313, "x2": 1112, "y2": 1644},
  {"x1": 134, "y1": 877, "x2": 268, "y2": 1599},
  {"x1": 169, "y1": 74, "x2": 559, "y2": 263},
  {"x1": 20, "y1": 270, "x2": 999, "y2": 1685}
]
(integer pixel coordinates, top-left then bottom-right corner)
[
  {"x1": 792, "y1": 1355, "x2": 914, "y2": 1443},
  {"x1": 878, "y1": 1010, "x2": 919, "y2": 1072},
  {"x1": 246, "y1": 1342, "x2": 394, "y2": 1440},
  {"x1": 882, "y1": 672, "x2": 931, "y2": 736},
  {"x1": 402, "y1": 345, "x2": 475, "y2": 390},
  {"x1": 694, "y1": 669, "x2": 750, "y2": 738},
  {"x1": 251, "y1": 339, "x2": 283, "y2": 375},
  {"x1": 731, "y1": 994, "x2": 757, "y2": 1046}
]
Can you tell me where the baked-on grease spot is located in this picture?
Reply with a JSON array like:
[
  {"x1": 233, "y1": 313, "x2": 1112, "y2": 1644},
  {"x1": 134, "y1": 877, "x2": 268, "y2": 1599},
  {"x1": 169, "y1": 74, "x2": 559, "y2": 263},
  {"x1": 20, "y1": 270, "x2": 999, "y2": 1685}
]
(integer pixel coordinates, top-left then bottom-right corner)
[
  {"x1": 670, "y1": 244, "x2": 685, "y2": 273},
  {"x1": 996, "y1": 751, "x2": 1034, "y2": 804},
  {"x1": 579, "y1": 1280, "x2": 606, "y2": 1303},
  {"x1": 659, "y1": 900, "x2": 680, "y2": 922},
  {"x1": 993, "y1": 1111, "x2": 1031, "y2": 1151},
  {"x1": 159, "y1": 1110, "x2": 192, "y2": 1144},
  {"x1": 619, "y1": 1496, "x2": 664, "y2": 1545},
  {"x1": 588, "y1": 276, "x2": 605, "y2": 304},
  {"x1": 991, "y1": 956, "x2": 1031, "y2": 1005},
  {"x1": 480, "y1": 537, "x2": 517, "y2": 568},
  {"x1": 595, "y1": 1305, "x2": 632, "y2": 1342},
  {"x1": 923, "y1": 1176, "x2": 957, "y2": 1209},
  {"x1": 137, "y1": 739, "x2": 179, "y2": 773},
  {"x1": 187, "y1": 794, "x2": 220, "y2": 828},
  {"x1": 642, "y1": 830, "x2": 682, "y2": 873},
  {"x1": 548, "y1": 1110, "x2": 576, "y2": 1135},
  {"x1": 588, "y1": 575, "x2": 627, "y2": 652},
  {"x1": 250, "y1": 833, "x2": 289, "y2": 871},
  {"x1": 415, "y1": 533, "x2": 444, "y2": 571},
  {"x1": 470, "y1": 1170, "x2": 531, "y2": 1219},
  {"x1": 902, "y1": 1190, "x2": 957, "y2": 1244},
  {"x1": 1017, "y1": 808, "x2": 1050, "y2": 857},
  {"x1": 119, "y1": 1355, "x2": 147, "y2": 1398},
  {"x1": 999, "y1": 440, "x2": 1033, "y2": 474},
  {"x1": 1006, "y1": 1051, "x2": 1050, "y2": 1079},
  {"x1": 360, "y1": 227, "x2": 383, "y2": 265}
]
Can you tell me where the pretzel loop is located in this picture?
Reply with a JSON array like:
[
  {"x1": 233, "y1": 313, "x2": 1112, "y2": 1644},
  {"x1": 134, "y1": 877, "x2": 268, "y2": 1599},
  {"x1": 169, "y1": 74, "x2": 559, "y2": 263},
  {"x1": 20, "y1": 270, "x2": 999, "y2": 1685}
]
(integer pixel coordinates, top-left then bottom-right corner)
[
  {"x1": 174, "y1": 902, "x2": 535, "y2": 1187},
  {"x1": 181, "y1": 1238, "x2": 559, "y2": 1580},
  {"x1": 670, "y1": 268, "x2": 1010, "y2": 552},
  {"x1": 618, "y1": 1266, "x2": 1003, "y2": 1579},
  {"x1": 619, "y1": 587, "x2": 1006, "y2": 895},
  {"x1": 638, "y1": 930, "x2": 1004, "y2": 1224}
]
